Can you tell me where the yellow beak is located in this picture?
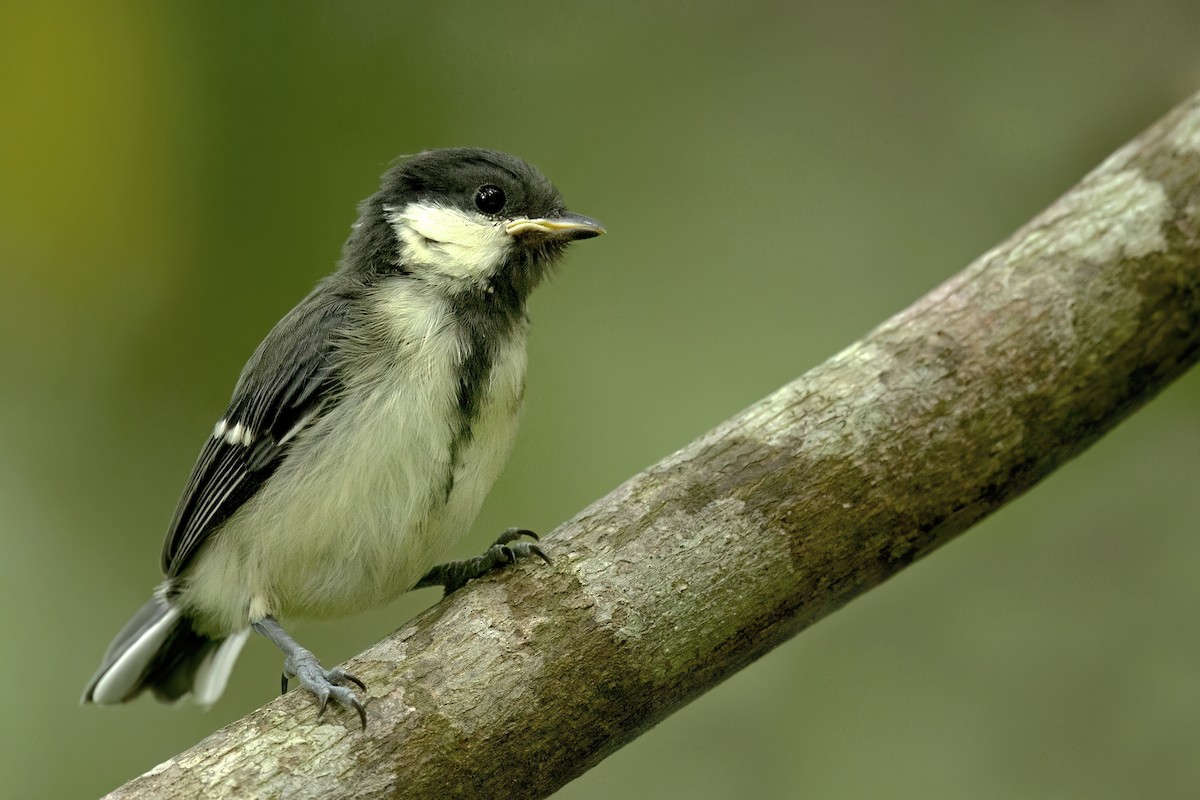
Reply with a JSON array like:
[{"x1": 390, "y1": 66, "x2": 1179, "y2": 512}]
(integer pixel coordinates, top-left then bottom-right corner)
[{"x1": 505, "y1": 213, "x2": 606, "y2": 240}]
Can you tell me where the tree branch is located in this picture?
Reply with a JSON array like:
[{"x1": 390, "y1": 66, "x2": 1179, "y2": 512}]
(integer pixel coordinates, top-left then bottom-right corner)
[{"x1": 104, "y1": 91, "x2": 1200, "y2": 800}]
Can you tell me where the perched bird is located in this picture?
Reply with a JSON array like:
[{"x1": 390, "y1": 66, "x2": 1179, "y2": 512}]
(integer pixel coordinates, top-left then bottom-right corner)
[{"x1": 82, "y1": 148, "x2": 603, "y2": 726}]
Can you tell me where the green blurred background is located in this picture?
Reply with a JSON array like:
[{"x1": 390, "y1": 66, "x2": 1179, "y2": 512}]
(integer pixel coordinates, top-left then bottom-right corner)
[{"x1": 3, "y1": 2, "x2": 1199, "y2": 798}]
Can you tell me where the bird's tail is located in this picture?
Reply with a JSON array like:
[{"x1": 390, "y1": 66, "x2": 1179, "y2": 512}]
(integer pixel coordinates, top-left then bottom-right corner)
[{"x1": 82, "y1": 592, "x2": 249, "y2": 707}]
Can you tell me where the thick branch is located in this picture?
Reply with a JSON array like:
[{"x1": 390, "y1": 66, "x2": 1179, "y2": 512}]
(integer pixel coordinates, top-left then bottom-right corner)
[{"x1": 105, "y1": 92, "x2": 1200, "y2": 800}]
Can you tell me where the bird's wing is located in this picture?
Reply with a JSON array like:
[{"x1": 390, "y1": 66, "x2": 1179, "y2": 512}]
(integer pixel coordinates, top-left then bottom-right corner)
[{"x1": 160, "y1": 291, "x2": 350, "y2": 577}]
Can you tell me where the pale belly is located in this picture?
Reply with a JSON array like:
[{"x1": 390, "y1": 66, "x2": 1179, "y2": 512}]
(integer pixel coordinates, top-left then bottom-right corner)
[{"x1": 179, "y1": 340, "x2": 526, "y2": 637}]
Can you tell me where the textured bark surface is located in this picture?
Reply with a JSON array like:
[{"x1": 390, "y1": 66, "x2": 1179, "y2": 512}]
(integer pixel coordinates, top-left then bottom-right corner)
[{"x1": 105, "y1": 92, "x2": 1200, "y2": 800}]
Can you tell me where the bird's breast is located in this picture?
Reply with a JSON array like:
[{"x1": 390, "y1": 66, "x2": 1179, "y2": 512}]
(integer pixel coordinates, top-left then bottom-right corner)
[{"x1": 182, "y1": 291, "x2": 530, "y2": 630}]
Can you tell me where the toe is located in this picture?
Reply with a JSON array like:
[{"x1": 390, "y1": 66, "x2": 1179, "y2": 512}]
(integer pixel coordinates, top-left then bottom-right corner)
[
  {"x1": 283, "y1": 649, "x2": 368, "y2": 728},
  {"x1": 329, "y1": 685, "x2": 368, "y2": 729}
]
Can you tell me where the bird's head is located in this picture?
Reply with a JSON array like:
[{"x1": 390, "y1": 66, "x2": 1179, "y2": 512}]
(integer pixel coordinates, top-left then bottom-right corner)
[{"x1": 343, "y1": 148, "x2": 603, "y2": 305}]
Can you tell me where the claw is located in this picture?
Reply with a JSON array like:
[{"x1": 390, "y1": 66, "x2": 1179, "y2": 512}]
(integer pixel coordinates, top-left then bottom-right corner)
[
  {"x1": 507, "y1": 540, "x2": 553, "y2": 566},
  {"x1": 329, "y1": 668, "x2": 367, "y2": 692},
  {"x1": 497, "y1": 527, "x2": 538, "y2": 545},
  {"x1": 495, "y1": 529, "x2": 551, "y2": 565},
  {"x1": 350, "y1": 696, "x2": 367, "y2": 730},
  {"x1": 281, "y1": 672, "x2": 289, "y2": 696}
]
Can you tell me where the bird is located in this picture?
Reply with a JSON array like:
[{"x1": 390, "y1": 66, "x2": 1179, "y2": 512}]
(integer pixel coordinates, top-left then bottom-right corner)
[{"x1": 82, "y1": 148, "x2": 604, "y2": 726}]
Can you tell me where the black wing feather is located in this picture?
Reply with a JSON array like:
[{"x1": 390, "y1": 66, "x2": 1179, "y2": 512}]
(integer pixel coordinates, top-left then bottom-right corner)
[{"x1": 161, "y1": 289, "x2": 351, "y2": 577}]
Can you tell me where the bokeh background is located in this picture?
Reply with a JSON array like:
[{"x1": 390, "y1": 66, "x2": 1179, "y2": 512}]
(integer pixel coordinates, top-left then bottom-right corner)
[{"x1": 3, "y1": 2, "x2": 1199, "y2": 798}]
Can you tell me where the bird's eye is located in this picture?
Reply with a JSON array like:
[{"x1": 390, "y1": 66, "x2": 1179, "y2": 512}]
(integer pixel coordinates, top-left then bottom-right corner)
[{"x1": 474, "y1": 184, "x2": 506, "y2": 215}]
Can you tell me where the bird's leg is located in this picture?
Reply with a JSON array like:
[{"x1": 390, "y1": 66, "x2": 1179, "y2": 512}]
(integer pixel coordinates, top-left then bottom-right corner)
[
  {"x1": 251, "y1": 616, "x2": 367, "y2": 728},
  {"x1": 415, "y1": 527, "x2": 552, "y2": 596}
]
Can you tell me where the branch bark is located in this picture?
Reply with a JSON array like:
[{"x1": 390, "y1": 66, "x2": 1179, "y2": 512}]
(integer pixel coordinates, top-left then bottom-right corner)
[{"x1": 105, "y1": 92, "x2": 1200, "y2": 800}]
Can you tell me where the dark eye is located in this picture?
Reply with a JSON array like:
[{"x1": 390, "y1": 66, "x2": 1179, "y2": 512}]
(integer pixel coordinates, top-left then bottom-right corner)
[{"x1": 474, "y1": 184, "x2": 506, "y2": 215}]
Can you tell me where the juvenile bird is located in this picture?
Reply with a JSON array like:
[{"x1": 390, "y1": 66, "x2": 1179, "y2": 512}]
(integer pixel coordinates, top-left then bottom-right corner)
[{"x1": 82, "y1": 148, "x2": 603, "y2": 725}]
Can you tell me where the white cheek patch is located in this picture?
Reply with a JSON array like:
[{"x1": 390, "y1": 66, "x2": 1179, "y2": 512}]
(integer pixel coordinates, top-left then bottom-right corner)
[{"x1": 385, "y1": 201, "x2": 513, "y2": 285}]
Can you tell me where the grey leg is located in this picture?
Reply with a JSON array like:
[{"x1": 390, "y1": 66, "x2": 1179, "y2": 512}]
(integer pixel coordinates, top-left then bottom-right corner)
[
  {"x1": 252, "y1": 616, "x2": 367, "y2": 729},
  {"x1": 415, "y1": 528, "x2": 551, "y2": 596}
]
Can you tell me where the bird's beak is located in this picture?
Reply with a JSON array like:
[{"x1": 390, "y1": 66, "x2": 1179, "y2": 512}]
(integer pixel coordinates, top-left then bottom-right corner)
[{"x1": 505, "y1": 213, "x2": 606, "y2": 241}]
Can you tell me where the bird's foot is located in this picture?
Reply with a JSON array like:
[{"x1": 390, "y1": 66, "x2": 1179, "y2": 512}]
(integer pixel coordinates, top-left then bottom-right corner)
[
  {"x1": 416, "y1": 527, "x2": 552, "y2": 595},
  {"x1": 253, "y1": 616, "x2": 367, "y2": 728},
  {"x1": 282, "y1": 650, "x2": 367, "y2": 729}
]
